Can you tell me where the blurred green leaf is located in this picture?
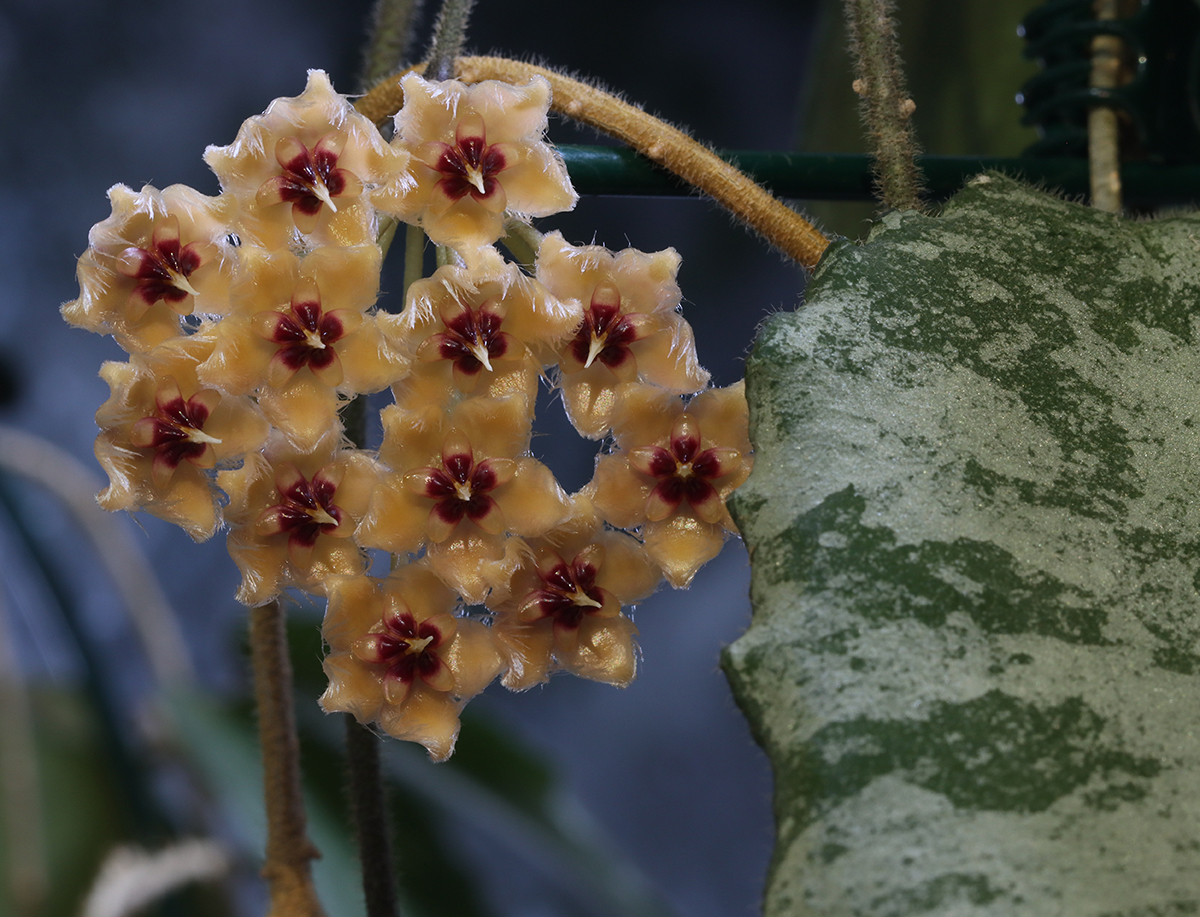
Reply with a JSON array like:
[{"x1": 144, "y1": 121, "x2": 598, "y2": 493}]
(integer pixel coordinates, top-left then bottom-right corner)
[
  {"x1": 726, "y1": 175, "x2": 1200, "y2": 914},
  {"x1": 0, "y1": 687, "x2": 128, "y2": 917},
  {"x1": 166, "y1": 688, "x2": 365, "y2": 917}
]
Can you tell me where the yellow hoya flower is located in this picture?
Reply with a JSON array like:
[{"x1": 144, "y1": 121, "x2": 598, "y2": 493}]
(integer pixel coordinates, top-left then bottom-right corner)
[
  {"x1": 63, "y1": 184, "x2": 234, "y2": 353},
  {"x1": 198, "y1": 244, "x2": 406, "y2": 451},
  {"x1": 218, "y1": 438, "x2": 383, "y2": 605},
  {"x1": 590, "y1": 381, "x2": 752, "y2": 588},
  {"x1": 392, "y1": 247, "x2": 579, "y2": 415},
  {"x1": 94, "y1": 334, "x2": 269, "y2": 541},
  {"x1": 535, "y1": 231, "x2": 709, "y2": 439},
  {"x1": 205, "y1": 69, "x2": 412, "y2": 251},
  {"x1": 489, "y1": 495, "x2": 662, "y2": 690},
  {"x1": 319, "y1": 563, "x2": 502, "y2": 761},
  {"x1": 386, "y1": 73, "x2": 577, "y2": 261},
  {"x1": 358, "y1": 395, "x2": 570, "y2": 603}
]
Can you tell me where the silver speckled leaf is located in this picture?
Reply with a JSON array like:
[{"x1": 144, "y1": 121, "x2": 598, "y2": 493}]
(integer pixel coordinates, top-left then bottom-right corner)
[{"x1": 724, "y1": 174, "x2": 1200, "y2": 916}]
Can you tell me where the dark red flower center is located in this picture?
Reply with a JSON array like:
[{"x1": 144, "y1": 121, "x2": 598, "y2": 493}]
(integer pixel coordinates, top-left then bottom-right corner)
[
  {"x1": 265, "y1": 469, "x2": 344, "y2": 548},
  {"x1": 266, "y1": 297, "x2": 346, "y2": 373},
  {"x1": 423, "y1": 451, "x2": 503, "y2": 528},
  {"x1": 434, "y1": 131, "x2": 508, "y2": 203},
  {"x1": 132, "y1": 392, "x2": 216, "y2": 470},
  {"x1": 273, "y1": 137, "x2": 350, "y2": 217},
  {"x1": 527, "y1": 554, "x2": 606, "y2": 631},
  {"x1": 119, "y1": 220, "x2": 205, "y2": 309},
  {"x1": 569, "y1": 289, "x2": 641, "y2": 370},
  {"x1": 643, "y1": 432, "x2": 724, "y2": 511},
  {"x1": 435, "y1": 303, "x2": 508, "y2": 375},
  {"x1": 372, "y1": 611, "x2": 446, "y2": 685}
]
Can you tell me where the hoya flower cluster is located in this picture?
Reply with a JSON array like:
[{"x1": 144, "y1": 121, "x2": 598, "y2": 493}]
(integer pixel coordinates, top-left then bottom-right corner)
[{"x1": 64, "y1": 69, "x2": 752, "y2": 760}]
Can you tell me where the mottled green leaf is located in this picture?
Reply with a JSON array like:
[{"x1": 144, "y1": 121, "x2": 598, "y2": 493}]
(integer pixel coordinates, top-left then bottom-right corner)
[{"x1": 725, "y1": 174, "x2": 1200, "y2": 915}]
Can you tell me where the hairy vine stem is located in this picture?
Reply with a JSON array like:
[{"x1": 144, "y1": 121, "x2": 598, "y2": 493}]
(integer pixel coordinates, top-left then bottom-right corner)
[
  {"x1": 843, "y1": 0, "x2": 926, "y2": 212},
  {"x1": 1088, "y1": 0, "x2": 1123, "y2": 213},
  {"x1": 250, "y1": 600, "x2": 326, "y2": 917},
  {"x1": 345, "y1": 716, "x2": 398, "y2": 917},
  {"x1": 356, "y1": 57, "x2": 832, "y2": 269},
  {"x1": 359, "y1": 0, "x2": 426, "y2": 92},
  {"x1": 424, "y1": 0, "x2": 476, "y2": 82}
]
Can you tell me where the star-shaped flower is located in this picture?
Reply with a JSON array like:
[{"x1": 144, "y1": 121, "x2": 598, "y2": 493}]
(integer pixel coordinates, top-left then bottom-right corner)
[
  {"x1": 255, "y1": 134, "x2": 364, "y2": 235},
  {"x1": 392, "y1": 250, "x2": 578, "y2": 415},
  {"x1": 63, "y1": 184, "x2": 233, "y2": 352},
  {"x1": 358, "y1": 395, "x2": 570, "y2": 603},
  {"x1": 489, "y1": 498, "x2": 661, "y2": 689},
  {"x1": 589, "y1": 382, "x2": 752, "y2": 587},
  {"x1": 205, "y1": 70, "x2": 411, "y2": 250},
  {"x1": 198, "y1": 244, "x2": 407, "y2": 451},
  {"x1": 319, "y1": 565, "x2": 502, "y2": 761},
  {"x1": 254, "y1": 461, "x2": 354, "y2": 570},
  {"x1": 385, "y1": 74, "x2": 576, "y2": 260},
  {"x1": 94, "y1": 334, "x2": 269, "y2": 540},
  {"x1": 404, "y1": 430, "x2": 517, "y2": 543},
  {"x1": 536, "y1": 232, "x2": 709, "y2": 438},
  {"x1": 219, "y1": 441, "x2": 382, "y2": 605}
]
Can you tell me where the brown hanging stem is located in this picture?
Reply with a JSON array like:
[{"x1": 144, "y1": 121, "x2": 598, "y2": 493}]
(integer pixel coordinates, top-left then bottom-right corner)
[
  {"x1": 1088, "y1": 0, "x2": 1124, "y2": 212},
  {"x1": 843, "y1": 0, "x2": 926, "y2": 212},
  {"x1": 250, "y1": 600, "x2": 326, "y2": 917},
  {"x1": 356, "y1": 57, "x2": 832, "y2": 270}
]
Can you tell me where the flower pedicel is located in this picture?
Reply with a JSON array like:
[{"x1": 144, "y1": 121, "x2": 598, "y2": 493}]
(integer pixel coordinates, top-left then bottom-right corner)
[{"x1": 63, "y1": 68, "x2": 752, "y2": 760}]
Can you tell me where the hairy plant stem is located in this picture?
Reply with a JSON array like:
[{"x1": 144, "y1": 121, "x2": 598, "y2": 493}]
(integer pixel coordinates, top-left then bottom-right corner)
[
  {"x1": 844, "y1": 0, "x2": 926, "y2": 212},
  {"x1": 359, "y1": 0, "x2": 426, "y2": 92},
  {"x1": 345, "y1": 717, "x2": 398, "y2": 917},
  {"x1": 249, "y1": 600, "x2": 325, "y2": 917},
  {"x1": 1089, "y1": 0, "x2": 1123, "y2": 212},
  {"x1": 355, "y1": 58, "x2": 831, "y2": 269},
  {"x1": 343, "y1": 221, "x2": 399, "y2": 917},
  {"x1": 424, "y1": 0, "x2": 476, "y2": 82}
]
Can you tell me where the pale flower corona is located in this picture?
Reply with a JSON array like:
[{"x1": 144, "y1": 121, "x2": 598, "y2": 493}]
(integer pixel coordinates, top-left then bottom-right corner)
[{"x1": 64, "y1": 67, "x2": 752, "y2": 759}]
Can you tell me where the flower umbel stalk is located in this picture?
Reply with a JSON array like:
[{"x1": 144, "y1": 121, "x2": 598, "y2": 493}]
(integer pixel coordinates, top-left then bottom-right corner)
[
  {"x1": 355, "y1": 58, "x2": 831, "y2": 269},
  {"x1": 424, "y1": 0, "x2": 477, "y2": 81},
  {"x1": 345, "y1": 715, "x2": 398, "y2": 917},
  {"x1": 500, "y1": 216, "x2": 542, "y2": 269},
  {"x1": 844, "y1": 0, "x2": 926, "y2": 212},
  {"x1": 249, "y1": 600, "x2": 326, "y2": 917},
  {"x1": 337, "y1": 316, "x2": 397, "y2": 917},
  {"x1": 1089, "y1": 0, "x2": 1124, "y2": 213},
  {"x1": 359, "y1": 0, "x2": 426, "y2": 91}
]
